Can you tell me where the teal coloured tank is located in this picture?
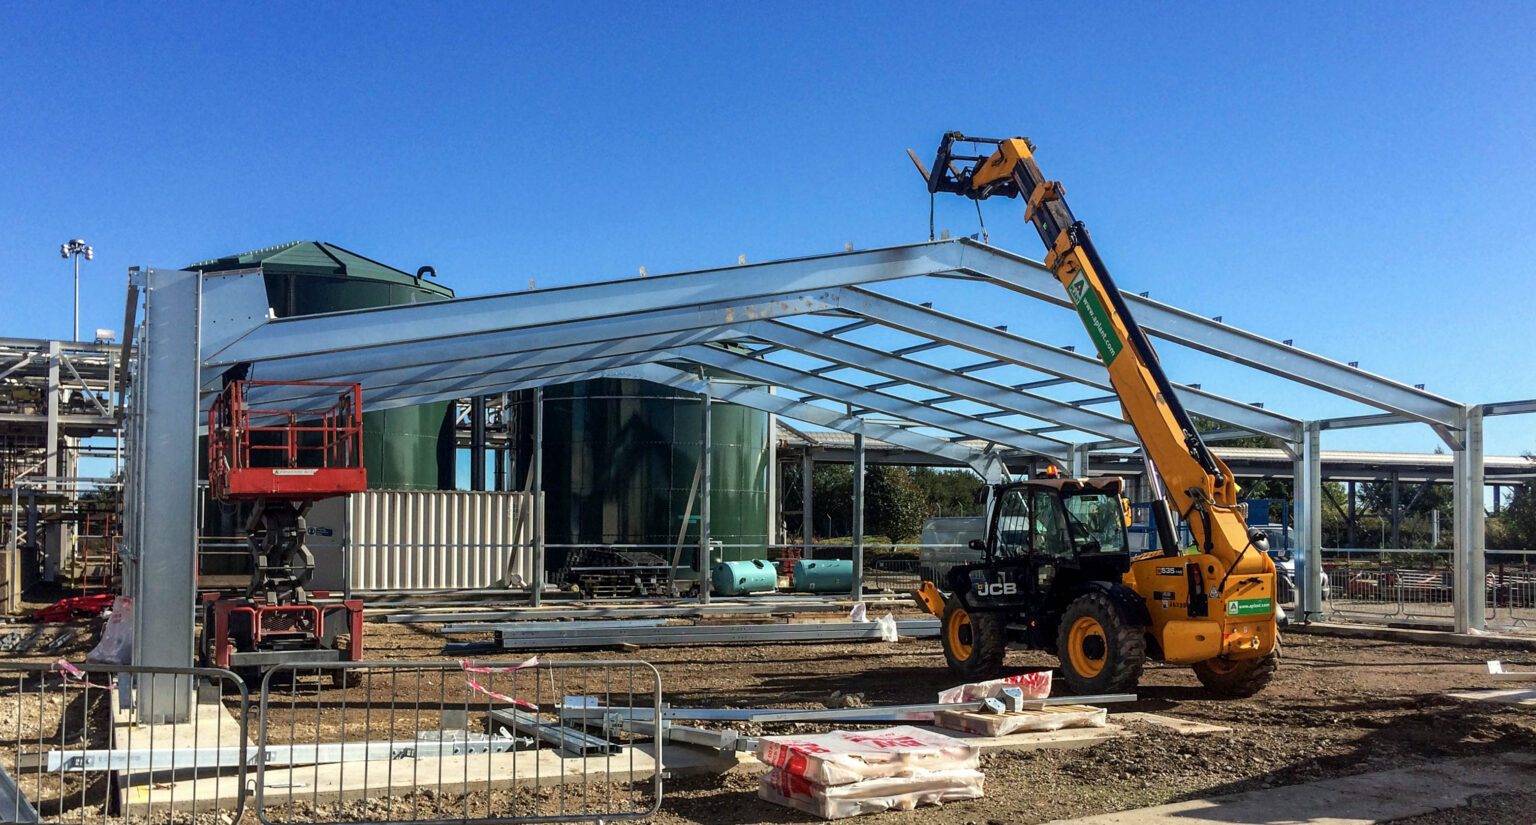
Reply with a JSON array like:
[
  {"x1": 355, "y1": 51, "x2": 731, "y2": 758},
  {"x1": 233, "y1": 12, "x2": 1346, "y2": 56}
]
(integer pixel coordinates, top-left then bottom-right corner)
[
  {"x1": 793, "y1": 559, "x2": 853, "y2": 593},
  {"x1": 711, "y1": 559, "x2": 778, "y2": 596},
  {"x1": 190, "y1": 242, "x2": 456, "y2": 490},
  {"x1": 516, "y1": 377, "x2": 770, "y2": 570}
]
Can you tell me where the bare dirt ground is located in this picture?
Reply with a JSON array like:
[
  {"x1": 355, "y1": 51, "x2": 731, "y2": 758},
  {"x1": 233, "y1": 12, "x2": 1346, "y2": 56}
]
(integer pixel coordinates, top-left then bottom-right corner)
[
  {"x1": 354, "y1": 619, "x2": 1536, "y2": 825},
  {"x1": 5, "y1": 608, "x2": 1536, "y2": 823}
]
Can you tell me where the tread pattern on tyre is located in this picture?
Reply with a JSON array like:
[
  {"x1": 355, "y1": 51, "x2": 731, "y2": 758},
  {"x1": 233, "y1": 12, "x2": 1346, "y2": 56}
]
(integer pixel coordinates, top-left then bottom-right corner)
[
  {"x1": 1192, "y1": 643, "x2": 1280, "y2": 697},
  {"x1": 1056, "y1": 590, "x2": 1146, "y2": 694},
  {"x1": 941, "y1": 600, "x2": 1006, "y2": 680}
]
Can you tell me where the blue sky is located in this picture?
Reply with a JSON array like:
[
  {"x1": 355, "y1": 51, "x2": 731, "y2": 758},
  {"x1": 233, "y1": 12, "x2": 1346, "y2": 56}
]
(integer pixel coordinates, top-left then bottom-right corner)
[{"x1": 2, "y1": 2, "x2": 1534, "y2": 456}]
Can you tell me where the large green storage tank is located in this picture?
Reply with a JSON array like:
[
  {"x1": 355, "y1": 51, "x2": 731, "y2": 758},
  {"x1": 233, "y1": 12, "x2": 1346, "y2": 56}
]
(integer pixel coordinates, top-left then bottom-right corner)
[
  {"x1": 190, "y1": 242, "x2": 456, "y2": 490},
  {"x1": 516, "y1": 377, "x2": 770, "y2": 569}
]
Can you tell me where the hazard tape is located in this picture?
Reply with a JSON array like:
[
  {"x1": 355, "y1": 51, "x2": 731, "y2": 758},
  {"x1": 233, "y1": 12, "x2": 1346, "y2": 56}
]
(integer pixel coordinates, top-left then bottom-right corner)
[
  {"x1": 459, "y1": 656, "x2": 540, "y2": 711},
  {"x1": 53, "y1": 659, "x2": 114, "y2": 690}
]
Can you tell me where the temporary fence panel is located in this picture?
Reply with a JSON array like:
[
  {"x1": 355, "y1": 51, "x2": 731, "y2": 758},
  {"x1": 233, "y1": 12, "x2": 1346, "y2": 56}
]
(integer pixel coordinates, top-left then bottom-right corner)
[
  {"x1": 254, "y1": 659, "x2": 662, "y2": 825},
  {"x1": 318, "y1": 490, "x2": 537, "y2": 592},
  {"x1": 0, "y1": 661, "x2": 249, "y2": 824}
]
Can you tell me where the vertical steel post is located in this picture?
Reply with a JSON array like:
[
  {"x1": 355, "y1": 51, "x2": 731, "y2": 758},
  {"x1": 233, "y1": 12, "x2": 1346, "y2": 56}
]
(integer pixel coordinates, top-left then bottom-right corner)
[
  {"x1": 801, "y1": 451, "x2": 814, "y2": 559},
  {"x1": 44, "y1": 342, "x2": 59, "y2": 492},
  {"x1": 1292, "y1": 422, "x2": 1324, "y2": 619},
  {"x1": 131, "y1": 268, "x2": 200, "y2": 722},
  {"x1": 851, "y1": 432, "x2": 865, "y2": 598},
  {"x1": 1453, "y1": 405, "x2": 1485, "y2": 634},
  {"x1": 530, "y1": 387, "x2": 544, "y2": 607},
  {"x1": 1390, "y1": 472, "x2": 1401, "y2": 549},
  {"x1": 470, "y1": 396, "x2": 486, "y2": 491},
  {"x1": 699, "y1": 386, "x2": 713, "y2": 605},
  {"x1": 1346, "y1": 480, "x2": 1357, "y2": 548}
]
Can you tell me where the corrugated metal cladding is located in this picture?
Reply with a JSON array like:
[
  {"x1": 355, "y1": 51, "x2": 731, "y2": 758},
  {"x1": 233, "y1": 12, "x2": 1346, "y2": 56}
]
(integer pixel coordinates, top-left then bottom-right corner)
[{"x1": 346, "y1": 490, "x2": 538, "y2": 591}]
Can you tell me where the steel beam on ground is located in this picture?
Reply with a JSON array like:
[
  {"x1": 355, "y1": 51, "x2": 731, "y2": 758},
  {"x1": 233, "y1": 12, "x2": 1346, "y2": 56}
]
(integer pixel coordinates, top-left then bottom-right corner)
[
  {"x1": 384, "y1": 601, "x2": 903, "y2": 624},
  {"x1": 491, "y1": 619, "x2": 940, "y2": 650},
  {"x1": 961, "y1": 240, "x2": 1463, "y2": 428},
  {"x1": 746, "y1": 321, "x2": 1138, "y2": 443},
  {"x1": 36, "y1": 733, "x2": 526, "y2": 772},
  {"x1": 486, "y1": 709, "x2": 619, "y2": 757},
  {"x1": 561, "y1": 693, "x2": 1136, "y2": 724},
  {"x1": 205, "y1": 241, "x2": 967, "y2": 367},
  {"x1": 837, "y1": 288, "x2": 1302, "y2": 443}
]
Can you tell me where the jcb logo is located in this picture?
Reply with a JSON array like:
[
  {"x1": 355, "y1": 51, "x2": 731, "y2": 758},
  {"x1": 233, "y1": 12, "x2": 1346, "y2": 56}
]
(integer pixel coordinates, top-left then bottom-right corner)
[{"x1": 975, "y1": 581, "x2": 1017, "y2": 596}]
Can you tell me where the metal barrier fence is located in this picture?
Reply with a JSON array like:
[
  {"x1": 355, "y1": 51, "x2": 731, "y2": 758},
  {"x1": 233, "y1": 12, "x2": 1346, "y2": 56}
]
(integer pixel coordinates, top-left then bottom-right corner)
[
  {"x1": 0, "y1": 661, "x2": 249, "y2": 823},
  {"x1": 1322, "y1": 549, "x2": 1536, "y2": 631},
  {"x1": 254, "y1": 660, "x2": 662, "y2": 825}
]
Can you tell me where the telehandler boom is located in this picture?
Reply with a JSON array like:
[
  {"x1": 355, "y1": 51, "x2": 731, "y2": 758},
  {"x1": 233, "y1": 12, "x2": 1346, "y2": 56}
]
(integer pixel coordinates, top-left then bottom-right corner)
[{"x1": 915, "y1": 133, "x2": 1279, "y2": 696}]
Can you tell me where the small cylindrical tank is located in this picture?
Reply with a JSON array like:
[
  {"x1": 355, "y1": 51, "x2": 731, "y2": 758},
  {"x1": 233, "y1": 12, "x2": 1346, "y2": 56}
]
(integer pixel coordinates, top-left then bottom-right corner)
[
  {"x1": 711, "y1": 559, "x2": 778, "y2": 596},
  {"x1": 793, "y1": 559, "x2": 853, "y2": 593}
]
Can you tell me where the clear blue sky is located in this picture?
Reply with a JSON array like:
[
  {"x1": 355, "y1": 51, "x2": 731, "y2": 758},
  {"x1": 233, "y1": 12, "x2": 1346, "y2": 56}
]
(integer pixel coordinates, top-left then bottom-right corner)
[{"x1": 2, "y1": 3, "x2": 1533, "y2": 455}]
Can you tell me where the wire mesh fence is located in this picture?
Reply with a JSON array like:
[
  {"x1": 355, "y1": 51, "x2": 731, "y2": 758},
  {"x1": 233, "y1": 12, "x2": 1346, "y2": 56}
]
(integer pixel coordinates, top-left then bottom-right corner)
[
  {"x1": 253, "y1": 659, "x2": 662, "y2": 825},
  {"x1": 1321, "y1": 550, "x2": 1536, "y2": 632},
  {"x1": 0, "y1": 661, "x2": 249, "y2": 823}
]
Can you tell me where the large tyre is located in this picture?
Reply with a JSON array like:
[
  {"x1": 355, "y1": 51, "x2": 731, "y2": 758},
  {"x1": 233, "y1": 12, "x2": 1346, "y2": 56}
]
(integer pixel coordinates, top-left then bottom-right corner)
[
  {"x1": 1192, "y1": 642, "x2": 1280, "y2": 698},
  {"x1": 941, "y1": 600, "x2": 1006, "y2": 680},
  {"x1": 1056, "y1": 591, "x2": 1146, "y2": 694}
]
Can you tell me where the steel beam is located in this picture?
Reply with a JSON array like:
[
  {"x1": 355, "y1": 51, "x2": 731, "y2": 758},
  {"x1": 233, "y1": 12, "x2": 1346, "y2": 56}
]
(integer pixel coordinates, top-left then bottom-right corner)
[
  {"x1": 206, "y1": 242, "x2": 966, "y2": 367},
  {"x1": 746, "y1": 321, "x2": 1138, "y2": 443},
  {"x1": 1292, "y1": 422, "x2": 1324, "y2": 619},
  {"x1": 960, "y1": 240, "x2": 1464, "y2": 427},
  {"x1": 199, "y1": 290, "x2": 838, "y2": 395},
  {"x1": 852, "y1": 431, "x2": 865, "y2": 596},
  {"x1": 130, "y1": 268, "x2": 201, "y2": 722},
  {"x1": 837, "y1": 288, "x2": 1302, "y2": 442},
  {"x1": 679, "y1": 346, "x2": 1072, "y2": 459},
  {"x1": 1453, "y1": 405, "x2": 1485, "y2": 634}
]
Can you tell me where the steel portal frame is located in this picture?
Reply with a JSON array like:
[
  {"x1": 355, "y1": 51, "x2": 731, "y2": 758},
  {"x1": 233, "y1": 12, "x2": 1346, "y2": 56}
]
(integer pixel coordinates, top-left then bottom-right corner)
[{"x1": 124, "y1": 238, "x2": 1496, "y2": 715}]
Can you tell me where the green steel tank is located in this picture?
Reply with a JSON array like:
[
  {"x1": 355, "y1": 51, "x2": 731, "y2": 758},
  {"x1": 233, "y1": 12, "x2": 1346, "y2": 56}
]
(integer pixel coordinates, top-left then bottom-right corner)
[
  {"x1": 190, "y1": 241, "x2": 456, "y2": 490},
  {"x1": 515, "y1": 377, "x2": 770, "y2": 571}
]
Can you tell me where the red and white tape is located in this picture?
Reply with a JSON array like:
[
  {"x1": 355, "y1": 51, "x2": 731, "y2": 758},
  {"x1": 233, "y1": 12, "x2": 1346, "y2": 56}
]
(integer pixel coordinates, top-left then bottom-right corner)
[{"x1": 459, "y1": 656, "x2": 540, "y2": 711}]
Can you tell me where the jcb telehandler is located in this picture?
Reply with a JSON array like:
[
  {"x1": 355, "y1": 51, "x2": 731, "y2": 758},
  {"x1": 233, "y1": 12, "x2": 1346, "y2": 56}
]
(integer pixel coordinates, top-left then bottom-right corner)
[{"x1": 913, "y1": 133, "x2": 1280, "y2": 697}]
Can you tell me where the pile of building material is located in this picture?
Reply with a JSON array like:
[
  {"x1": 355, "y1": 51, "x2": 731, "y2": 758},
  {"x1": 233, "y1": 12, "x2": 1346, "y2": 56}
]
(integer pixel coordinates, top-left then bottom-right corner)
[
  {"x1": 443, "y1": 616, "x2": 940, "y2": 652},
  {"x1": 927, "y1": 672, "x2": 1109, "y2": 737},
  {"x1": 757, "y1": 726, "x2": 983, "y2": 819}
]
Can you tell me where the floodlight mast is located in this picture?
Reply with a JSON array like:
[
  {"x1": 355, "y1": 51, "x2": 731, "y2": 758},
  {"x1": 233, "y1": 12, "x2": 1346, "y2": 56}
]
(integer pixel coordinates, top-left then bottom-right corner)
[{"x1": 59, "y1": 238, "x2": 93, "y2": 342}]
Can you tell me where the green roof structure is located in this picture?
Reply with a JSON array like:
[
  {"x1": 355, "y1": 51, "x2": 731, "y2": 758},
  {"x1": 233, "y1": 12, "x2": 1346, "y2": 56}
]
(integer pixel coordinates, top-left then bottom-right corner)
[{"x1": 188, "y1": 241, "x2": 454, "y2": 298}]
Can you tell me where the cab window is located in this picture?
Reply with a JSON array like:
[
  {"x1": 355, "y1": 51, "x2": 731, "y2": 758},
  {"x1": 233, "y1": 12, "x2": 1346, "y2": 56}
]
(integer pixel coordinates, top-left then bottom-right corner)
[
  {"x1": 1031, "y1": 489, "x2": 1072, "y2": 557},
  {"x1": 993, "y1": 490, "x2": 1029, "y2": 557},
  {"x1": 1063, "y1": 493, "x2": 1128, "y2": 554}
]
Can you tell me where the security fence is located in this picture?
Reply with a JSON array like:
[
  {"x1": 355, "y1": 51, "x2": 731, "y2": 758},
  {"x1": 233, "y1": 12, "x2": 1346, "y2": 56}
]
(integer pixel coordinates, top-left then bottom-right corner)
[
  {"x1": 0, "y1": 659, "x2": 662, "y2": 824},
  {"x1": 1321, "y1": 549, "x2": 1536, "y2": 632}
]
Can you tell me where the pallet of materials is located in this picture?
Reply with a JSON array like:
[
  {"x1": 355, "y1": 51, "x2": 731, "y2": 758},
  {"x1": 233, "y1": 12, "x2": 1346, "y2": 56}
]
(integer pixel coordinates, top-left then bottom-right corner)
[
  {"x1": 932, "y1": 704, "x2": 1107, "y2": 738},
  {"x1": 756, "y1": 726, "x2": 983, "y2": 819}
]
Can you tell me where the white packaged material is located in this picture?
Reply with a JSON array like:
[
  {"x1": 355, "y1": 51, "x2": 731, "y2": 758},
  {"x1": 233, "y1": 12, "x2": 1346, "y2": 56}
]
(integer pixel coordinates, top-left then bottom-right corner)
[
  {"x1": 937, "y1": 671, "x2": 1052, "y2": 704},
  {"x1": 760, "y1": 767, "x2": 985, "y2": 819},
  {"x1": 86, "y1": 596, "x2": 133, "y2": 664},
  {"x1": 757, "y1": 726, "x2": 979, "y2": 786}
]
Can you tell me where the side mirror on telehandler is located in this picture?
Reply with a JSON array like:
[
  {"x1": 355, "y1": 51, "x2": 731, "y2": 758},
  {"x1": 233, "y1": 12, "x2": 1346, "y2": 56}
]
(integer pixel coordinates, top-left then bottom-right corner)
[{"x1": 968, "y1": 539, "x2": 987, "y2": 552}]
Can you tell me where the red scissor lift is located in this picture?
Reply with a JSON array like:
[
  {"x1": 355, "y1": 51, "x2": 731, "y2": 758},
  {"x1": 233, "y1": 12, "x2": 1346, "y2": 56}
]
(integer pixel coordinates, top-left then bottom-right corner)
[{"x1": 201, "y1": 380, "x2": 367, "y2": 684}]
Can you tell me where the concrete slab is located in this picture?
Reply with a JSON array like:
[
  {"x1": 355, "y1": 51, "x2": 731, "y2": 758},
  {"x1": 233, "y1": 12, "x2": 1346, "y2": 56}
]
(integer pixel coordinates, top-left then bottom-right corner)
[
  {"x1": 1446, "y1": 687, "x2": 1536, "y2": 707},
  {"x1": 1042, "y1": 753, "x2": 1536, "y2": 825},
  {"x1": 120, "y1": 746, "x2": 657, "y2": 814},
  {"x1": 1114, "y1": 712, "x2": 1232, "y2": 735},
  {"x1": 1292, "y1": 622, "x2": 1536, "y2": 650}
]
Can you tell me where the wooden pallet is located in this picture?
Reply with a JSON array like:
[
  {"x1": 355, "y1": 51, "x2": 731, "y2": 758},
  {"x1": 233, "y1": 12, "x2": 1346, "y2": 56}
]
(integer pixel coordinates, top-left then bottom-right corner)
[{"x1": 933, "y1": 704, "x2": 1107, "y2": 738}]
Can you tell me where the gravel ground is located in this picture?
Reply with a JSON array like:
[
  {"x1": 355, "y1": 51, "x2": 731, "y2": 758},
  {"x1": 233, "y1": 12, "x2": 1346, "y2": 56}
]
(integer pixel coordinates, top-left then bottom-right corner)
[{"x1": 4, "y1": 609, "x2": 1535, "y2": 823}]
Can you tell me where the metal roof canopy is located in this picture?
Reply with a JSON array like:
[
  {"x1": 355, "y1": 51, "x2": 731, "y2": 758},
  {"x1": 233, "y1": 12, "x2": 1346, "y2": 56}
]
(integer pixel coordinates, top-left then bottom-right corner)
[{"x1": 122, "y1": 237, "x2": 1507, "y2": 704}]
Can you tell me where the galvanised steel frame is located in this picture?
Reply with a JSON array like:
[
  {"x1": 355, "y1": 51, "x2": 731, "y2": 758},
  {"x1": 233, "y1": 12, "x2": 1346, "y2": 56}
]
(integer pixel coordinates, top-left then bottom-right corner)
[{"x1": 124, "y1": 238, "x2": 1497, "y2": 715}]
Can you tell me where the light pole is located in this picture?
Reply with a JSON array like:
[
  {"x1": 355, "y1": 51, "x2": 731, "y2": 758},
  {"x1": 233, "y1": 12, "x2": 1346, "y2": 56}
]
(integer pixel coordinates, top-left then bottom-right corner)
[{"x1": 59, "y1": 239, "x2": 93, "y2": 342}]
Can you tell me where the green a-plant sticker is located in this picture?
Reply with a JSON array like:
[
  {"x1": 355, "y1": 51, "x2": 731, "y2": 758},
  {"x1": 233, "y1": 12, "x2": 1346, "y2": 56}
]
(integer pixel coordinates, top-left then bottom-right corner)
[
  {"x1": 1066, "y1": 270, "x2": 1124, "y2": 364},
  {"x1": 1227, "y1": 597, "x2": 1272, "y2": 617}
]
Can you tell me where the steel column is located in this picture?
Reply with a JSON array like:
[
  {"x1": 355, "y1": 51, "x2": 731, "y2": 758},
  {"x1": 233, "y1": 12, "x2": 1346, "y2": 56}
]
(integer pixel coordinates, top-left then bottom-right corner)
[
  {"x1": 801, "y1": 451, "x2": 814, "y2": 558},
  {"x1": 699, "y1": 384, "x2": 713, "y2": 605},
  {"x1": 1292, "y1": 422, "x2": 1324, "y2": 619},
  {"x1": 470, "y1": 395, "x2": 487, "y2": 491},
  {"x1": 530, "y1": 387, "x2": 544, "y2": 608},
  {"x1": 44, "y1": 342, "x2": 59, "y2": 491},
  {"x1": 851, "y1": 431, "x2": 865, "y2": 598},
  {"x1": 1452, "y1": 405, "x2": 1485, "y2": 633},
  {"x1": 130, "y1": 268, "x2": 201, "y2": 722}
]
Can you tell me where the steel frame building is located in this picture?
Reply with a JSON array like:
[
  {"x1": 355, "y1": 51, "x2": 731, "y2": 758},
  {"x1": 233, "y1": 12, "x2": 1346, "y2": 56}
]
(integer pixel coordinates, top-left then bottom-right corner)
[{"x1": 121, "y1": 239, "x2": 1530, "y2": 716}]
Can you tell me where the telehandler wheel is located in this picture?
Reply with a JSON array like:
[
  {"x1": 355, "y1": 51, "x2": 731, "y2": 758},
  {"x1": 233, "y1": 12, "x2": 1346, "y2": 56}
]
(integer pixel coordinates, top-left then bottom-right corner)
[
  {"x1": 1056, "y1": 592, "x2": 1145, "y2": 694},
  {"x1": 941, "y1": 600, "x2": 1006, "y2": 680},
  {"x1": 1192, "y1": 641, "x2": 1280, "y2": 697}
]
